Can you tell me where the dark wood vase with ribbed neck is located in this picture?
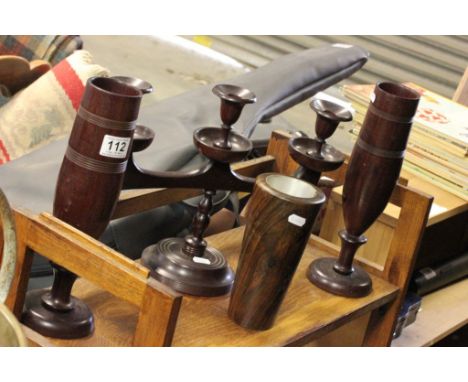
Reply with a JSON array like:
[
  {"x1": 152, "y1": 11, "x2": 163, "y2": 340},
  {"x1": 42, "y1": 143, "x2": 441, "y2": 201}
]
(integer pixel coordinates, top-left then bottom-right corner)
[
  {"x1": 307, "y1": 82, "x2": 420, "y2": 298},
  {"x1": 22, "y1": 76, "x2": 143, "y2": 338}
]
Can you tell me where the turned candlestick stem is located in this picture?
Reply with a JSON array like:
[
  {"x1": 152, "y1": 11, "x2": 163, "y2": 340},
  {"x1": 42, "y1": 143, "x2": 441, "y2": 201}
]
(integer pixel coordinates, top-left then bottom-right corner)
[
  {"x1": 333, "y1": 230, "x2": 368, "y2": 275},
  {"x1": 293, "y1": 166, "x2": 321, "y2": 185},
  {"x1": 141, "y1": 184, "x2": 234, "y2": 296},
  {"x1": 41, "y1": 265, "x2": 77, "y2": 311},
  {"x1": 183, "y1": 189, "x2": 215, "y2": 257},
  {"x1": 218, "y1": 123, "x2": 233, "y2": 150},
  {"x1": 311, "y1": 138, "x2": 326, "y2": 158}
]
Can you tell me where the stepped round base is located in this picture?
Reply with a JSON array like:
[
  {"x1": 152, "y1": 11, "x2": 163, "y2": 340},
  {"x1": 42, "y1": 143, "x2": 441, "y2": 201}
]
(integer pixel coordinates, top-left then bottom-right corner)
[
  {"x1": 21, "y1": 288, "x2": 94, "y2": 339},
  {"x1": 141, "y1": 238, "x2": 234, "y2": 297},
  {"x1": 307, "y1": 257, "x2": 372, "y2": 298}
]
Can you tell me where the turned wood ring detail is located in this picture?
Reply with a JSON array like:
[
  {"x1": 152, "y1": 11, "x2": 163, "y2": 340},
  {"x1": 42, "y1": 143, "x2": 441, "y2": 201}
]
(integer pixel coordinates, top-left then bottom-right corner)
[
  {"x1": 356, "y1": 137, "x2": 406, "y2": 159},
  {"x1": 65, "y1": 146, "x2": 128, "y2": 174},
  {"x1": 78, "y1": 106, "x2": 137, "y2": 131},
  {"x1": 367, "y1": 102, "x2": 414, "y2": 124}
]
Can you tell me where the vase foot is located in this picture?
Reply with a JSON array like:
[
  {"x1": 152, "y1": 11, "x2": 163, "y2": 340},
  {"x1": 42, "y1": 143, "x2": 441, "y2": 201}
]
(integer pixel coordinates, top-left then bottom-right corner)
[
  {"x1": 307, "y1": 257, "x2": 372, "y2": 298},
  {"x1": 21, "y1": 288, "x2": 94, "y2": 339},
  {"x1": 141, "y1": 238, "x2": 234, "y2": 297}
]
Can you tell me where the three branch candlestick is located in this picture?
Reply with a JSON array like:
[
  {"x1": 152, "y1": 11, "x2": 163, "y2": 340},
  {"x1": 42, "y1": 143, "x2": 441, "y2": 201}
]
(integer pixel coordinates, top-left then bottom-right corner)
[
  {"x1": 21, "y1": 77, "x2": 145, "y2": 338},
  {"x1": 307, "y1": 82, "x2": 421, "y2": 297},
  {"x1": 288, "y1": 99, "x2": 352, "y2": 185},
  {"x1": 141, "y1": 84, "x2": 256, "y2": 297}
]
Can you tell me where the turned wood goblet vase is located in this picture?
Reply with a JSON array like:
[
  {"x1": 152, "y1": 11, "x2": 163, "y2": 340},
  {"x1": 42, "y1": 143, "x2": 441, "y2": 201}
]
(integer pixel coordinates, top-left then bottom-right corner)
[
  {"x1": 21, "y1": 76, "x2": 143, "y2": 338},
  {"x1": 307, "y1": 82, "x2": 420, "y2": 298}
]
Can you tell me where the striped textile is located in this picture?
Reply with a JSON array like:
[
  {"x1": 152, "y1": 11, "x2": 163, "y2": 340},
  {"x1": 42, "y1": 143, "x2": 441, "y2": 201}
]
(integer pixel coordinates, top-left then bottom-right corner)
[
  {"x1": 0, "y1": 50, "x2": 109, "y2": 164},
  {"x1": 0, "y1": 35, "x2": 83, "y2": 66}
]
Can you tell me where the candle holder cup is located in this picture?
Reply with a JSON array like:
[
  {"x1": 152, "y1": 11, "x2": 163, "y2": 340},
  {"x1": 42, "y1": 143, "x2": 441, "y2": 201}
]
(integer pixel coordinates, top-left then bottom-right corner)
[{"x1": 289, "y1": 99, "x2": 352, "y2": 185}]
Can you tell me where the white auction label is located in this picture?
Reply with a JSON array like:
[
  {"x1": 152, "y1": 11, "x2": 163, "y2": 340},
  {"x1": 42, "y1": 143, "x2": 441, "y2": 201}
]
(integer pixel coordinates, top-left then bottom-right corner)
[
  {"x1": 288, "y1": 214, "x2": 306, "y2": 227},
  {"x1": 193, "y1": 256, "x2": 211, "y2": 265},
  {"x1": 99, "y1": 135, "x2": 131, "y2": 158}
]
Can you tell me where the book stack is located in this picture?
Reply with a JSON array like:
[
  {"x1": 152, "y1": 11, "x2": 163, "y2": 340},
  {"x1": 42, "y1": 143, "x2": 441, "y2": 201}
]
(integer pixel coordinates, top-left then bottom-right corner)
[{"x1": 342, "y1": 83, "x2": 468, "y2": 201}]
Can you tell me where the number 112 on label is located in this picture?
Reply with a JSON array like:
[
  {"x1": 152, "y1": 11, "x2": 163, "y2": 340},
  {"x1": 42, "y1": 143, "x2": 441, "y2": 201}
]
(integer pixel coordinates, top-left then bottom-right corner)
[{"x1": 99, "y1": 135, "x2": 131, "y2": 159}]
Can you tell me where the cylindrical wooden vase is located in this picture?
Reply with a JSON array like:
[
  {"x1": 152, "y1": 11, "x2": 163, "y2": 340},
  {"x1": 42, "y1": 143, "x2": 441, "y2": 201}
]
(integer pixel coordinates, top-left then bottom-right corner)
[
  {"x1": 54, "y1": 77, "x2": 142, "y2": 234},
  {"x1": 22, "y1": 77, "x2": 142, "y2": 338},
  {"x1": 228, "y1": 173, "x2": 325, "y2": 330},
  {"x1": 307, "y1": 82, "x2": 420, "y2": 298}
]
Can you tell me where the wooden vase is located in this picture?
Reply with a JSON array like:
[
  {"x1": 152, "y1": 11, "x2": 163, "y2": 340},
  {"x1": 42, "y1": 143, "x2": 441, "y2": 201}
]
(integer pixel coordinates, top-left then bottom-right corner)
[
  {"x1": 307, "y1": 82, "x2": 420, "y2": 297},
  {"x1": 228, "y1": 173, "x2": 325, "y2": 330},
  {"x1": 22, "y1": 76, "x2": 142, "y2": 338}
]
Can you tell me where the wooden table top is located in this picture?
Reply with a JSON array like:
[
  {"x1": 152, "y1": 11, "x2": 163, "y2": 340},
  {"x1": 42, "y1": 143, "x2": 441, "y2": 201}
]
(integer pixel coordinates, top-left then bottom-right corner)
[
  {"x1": 392, "y1": 278, "x2": 468, "y2": 347},
  {"x1": 25, "y1": 227, "x2": 399, "y2": 347}
]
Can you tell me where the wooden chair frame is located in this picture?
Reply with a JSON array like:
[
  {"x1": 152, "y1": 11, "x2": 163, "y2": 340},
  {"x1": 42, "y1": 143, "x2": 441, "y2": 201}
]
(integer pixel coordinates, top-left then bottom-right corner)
[
  {"x1": 5, "y1": 209, "x2": 182, "y2": 346},
  {"x1": 453, "y1": 66, "x2": 468, "y2": 107},
  {"x1": 3, "y1": 155, "x2": 275, "y2": 346}
]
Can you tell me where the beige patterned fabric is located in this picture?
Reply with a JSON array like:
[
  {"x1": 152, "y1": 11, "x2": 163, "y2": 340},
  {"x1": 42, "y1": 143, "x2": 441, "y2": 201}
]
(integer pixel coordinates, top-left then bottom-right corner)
[
  {"x1": 0, "y1": 35, "x2": 83, "y2": 66},
  {"x1": 0, "y1": 50, "x2": 109, "y2": 164}
]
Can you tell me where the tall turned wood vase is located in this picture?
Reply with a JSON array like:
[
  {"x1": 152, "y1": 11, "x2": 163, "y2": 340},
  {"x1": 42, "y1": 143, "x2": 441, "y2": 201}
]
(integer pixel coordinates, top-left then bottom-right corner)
[
  {"x1": 22, "y1": 77, "x2": 142, "y2": 338},
  {"x1": 307, "y1": 82, "x2": 420, "y2": 297},
  {"x1": 228, "y1": 173, "x2": 325, "y2": 330}
]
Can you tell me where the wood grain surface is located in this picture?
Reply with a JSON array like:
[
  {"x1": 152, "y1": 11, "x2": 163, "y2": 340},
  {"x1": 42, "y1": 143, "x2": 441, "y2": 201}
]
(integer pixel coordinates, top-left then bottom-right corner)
[
  {"x1": 362, "y1": 186, "x2": 433, "y2": 346},
  {"x1": 266, "y1": 130, "x2": 299, "y2": 175},
  {"x1": 228, "y1": 174, "x2": 324, "y2": 330},
  {"x1": 392, "y1": 278, "x2": 468, "y2": 347},
  {"x1": 453, "y1": 66, "x2": 468, "y2": 106},
  {"x1": 114, "y1": 155, "x2": 276, "y2": 219},
  {"x1": 25, "y1": 227, "x2": 398, "y2": 347}
]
